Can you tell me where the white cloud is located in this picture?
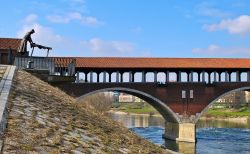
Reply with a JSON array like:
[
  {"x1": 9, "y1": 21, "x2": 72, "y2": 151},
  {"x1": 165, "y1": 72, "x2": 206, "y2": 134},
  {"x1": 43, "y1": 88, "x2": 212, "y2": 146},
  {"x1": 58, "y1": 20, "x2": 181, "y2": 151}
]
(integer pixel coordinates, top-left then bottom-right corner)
[
  {"x1": 192, "y1": 44, "x2": 250, "y2": 56},
  {"x1": 82, "y1": 38, "x2": 134, "y2": 56},
  {"x1": 47, "y1": 12, "x2": 102, "y2": 26},
  {"x1": 17, "y1": 23, "x2": 63, "y2": 47},
  {"x1": 17, "y1": 14, "x2": 134, "y2": 57},
  {"x1": 196, "y1": 2, "x2": 231, "y2": 18},
  {"x1": 46, "y1": 15, "x2": 70, "y2": 24},
  {"x1": 17, "y1": 14, "x2": 82, "y2": 56},
  {"x1": 204, "y1": 15, "x2": 250, "y2": 35},
  {"x1": 23, "y1": 14, "x2": 38, "y2": 24}
]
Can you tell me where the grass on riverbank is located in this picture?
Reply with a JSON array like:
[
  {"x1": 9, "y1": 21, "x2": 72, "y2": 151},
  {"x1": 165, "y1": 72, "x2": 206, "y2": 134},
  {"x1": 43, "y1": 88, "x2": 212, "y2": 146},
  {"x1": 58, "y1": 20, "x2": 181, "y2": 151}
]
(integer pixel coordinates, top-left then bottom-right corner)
[
  {"x1": 112, "y1": 102, "x2": 160, "y2": 115},
  {"x1": 203, "y1": 107, "x2": 250, "y2": 117},
  {"x1": 113, "y1": 102, "x2": 250, "y2": 118}
]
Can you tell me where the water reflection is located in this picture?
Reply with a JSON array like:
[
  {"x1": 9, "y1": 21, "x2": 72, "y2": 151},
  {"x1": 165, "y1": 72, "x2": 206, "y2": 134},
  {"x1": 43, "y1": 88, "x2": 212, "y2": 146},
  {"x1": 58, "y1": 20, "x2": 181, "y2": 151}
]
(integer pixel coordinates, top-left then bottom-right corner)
[
  {"x1": 108, "y1": 112, "x2": 250, "y2": 128},
  {"x1": 197, "y1": 118, "x2": 250, "y2": 129},
  {"x1": 108, "y1": 112, "x2": 250, "y2": 154},
  {"x1": 109, "y1": 113, "x2": 165, "y2": 128}
]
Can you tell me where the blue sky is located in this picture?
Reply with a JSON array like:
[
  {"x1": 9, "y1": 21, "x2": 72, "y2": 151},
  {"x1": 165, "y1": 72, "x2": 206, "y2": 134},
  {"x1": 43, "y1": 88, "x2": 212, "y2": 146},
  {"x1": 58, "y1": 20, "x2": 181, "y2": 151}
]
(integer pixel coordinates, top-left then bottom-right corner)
[{"x1": 1, "y1": 0, "x2": 250, "y2": 57}]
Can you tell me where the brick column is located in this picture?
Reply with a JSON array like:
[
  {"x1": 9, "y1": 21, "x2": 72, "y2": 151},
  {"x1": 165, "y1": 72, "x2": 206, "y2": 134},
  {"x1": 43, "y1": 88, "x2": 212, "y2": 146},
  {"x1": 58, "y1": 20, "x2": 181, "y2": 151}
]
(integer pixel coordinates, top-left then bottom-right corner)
[
  {"x1": 154, "y1": 71, "x2": 157, "y2": 83},
  {"x1": 190, "y1": 71, "x2": 194, "y2": 82},
  {"x1": 213, "y1": 71, "x2": 217, "y2": 82},
  {"x1": 116, "y1": 71, "x2": 119, "y2": 83},
  {"x1": 225, "y1": 71, "x2": 229, "y2": 82},
  {"x1": 90, "y1": 71, "x2": 93, "y2": 83},
  {"x1": 142, "y1": 71, "x2": 146, "y2": 82},
  {"x1": 166, "y1": 71, "x2": 169, "y2": 83},
  {"x1": 84, "y1": 72, "x2": 88, "y2": 82},
  {"x1": 236, "y1": 71, "x2": 241, "y2": 82},
  {"x1": 103, "y1": 71, "x2": 106, "y2": 83},
  {"x1": 202, "y1": 71, "x2": 205, "y2": 82}
]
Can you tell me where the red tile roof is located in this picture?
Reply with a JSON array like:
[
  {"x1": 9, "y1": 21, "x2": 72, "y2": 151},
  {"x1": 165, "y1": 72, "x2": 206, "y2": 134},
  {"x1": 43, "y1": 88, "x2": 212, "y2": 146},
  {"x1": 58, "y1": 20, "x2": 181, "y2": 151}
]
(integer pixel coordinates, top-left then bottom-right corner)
[
  {"x1": 0, "y1": 38, "x2": 22, "y2": 50},
  {"x1": 70, "y1": 57, "x2": 250, "y2": 69}
]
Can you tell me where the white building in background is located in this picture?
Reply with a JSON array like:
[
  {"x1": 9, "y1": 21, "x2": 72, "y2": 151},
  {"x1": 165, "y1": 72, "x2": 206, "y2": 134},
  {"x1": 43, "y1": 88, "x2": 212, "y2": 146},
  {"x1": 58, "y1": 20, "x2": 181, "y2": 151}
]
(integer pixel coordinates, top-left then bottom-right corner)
[
  {"x1": 118, "y1": 93, "x2": 145, "y2": 103},
  {"x1": 119, "y1": 94, "x2": 133, "y2": 102}
]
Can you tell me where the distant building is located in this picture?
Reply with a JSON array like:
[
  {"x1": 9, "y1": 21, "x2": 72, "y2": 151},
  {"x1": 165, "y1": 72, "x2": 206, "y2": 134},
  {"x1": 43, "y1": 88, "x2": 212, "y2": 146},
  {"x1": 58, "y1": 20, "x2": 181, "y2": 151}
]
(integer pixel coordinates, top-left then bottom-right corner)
[
  {"x1": 0, "y1": 38, "x2": 22, "y2": 64},
  {"x1": 215, "y1": 91, "x2": 247, "y2": 108},
  {"x1": 119, "y1": 93, "x2": 133, "y2": 102},
  {"x1": 217, "y1": 91, "x2": 246, "y2": 103},
  {"x1": 117, "y1": 93, "x2": 145, "y2": 103}
]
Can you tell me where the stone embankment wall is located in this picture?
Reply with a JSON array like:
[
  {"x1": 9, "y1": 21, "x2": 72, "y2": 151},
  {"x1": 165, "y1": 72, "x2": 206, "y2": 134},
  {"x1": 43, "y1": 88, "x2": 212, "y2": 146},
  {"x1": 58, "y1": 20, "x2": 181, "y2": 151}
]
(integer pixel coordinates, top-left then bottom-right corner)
[{"x1": 1, "y1": 70, "x2": 168, "y2": 153}]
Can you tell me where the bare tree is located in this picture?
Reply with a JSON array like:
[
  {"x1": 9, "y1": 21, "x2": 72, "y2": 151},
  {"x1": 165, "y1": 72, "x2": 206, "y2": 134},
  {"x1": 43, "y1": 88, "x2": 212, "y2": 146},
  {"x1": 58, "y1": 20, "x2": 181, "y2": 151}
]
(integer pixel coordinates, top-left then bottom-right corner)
[{"x1": 78, "y1": 93, "x2": 112, "y2": 113}]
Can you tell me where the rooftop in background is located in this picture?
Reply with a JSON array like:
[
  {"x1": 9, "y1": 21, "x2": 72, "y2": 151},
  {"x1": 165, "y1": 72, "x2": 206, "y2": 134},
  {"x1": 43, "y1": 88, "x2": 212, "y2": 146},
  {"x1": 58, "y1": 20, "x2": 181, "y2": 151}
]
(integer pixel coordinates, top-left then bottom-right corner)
[
  {"x1": 70, "y1": 57, "x2": 250, "y2": 69},
  {"x1": 0, "y1": 38, "x2": 22, "y2": 50}
]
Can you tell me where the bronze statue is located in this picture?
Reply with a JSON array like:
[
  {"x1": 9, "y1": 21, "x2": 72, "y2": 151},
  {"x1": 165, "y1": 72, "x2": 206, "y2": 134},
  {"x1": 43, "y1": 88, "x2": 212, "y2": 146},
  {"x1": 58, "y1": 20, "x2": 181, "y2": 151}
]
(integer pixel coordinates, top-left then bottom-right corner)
[
  {"x1": 30, "y1": 43, "x2": 52, "y2": 57},
  {"x1": 18, "y1": 29, "x2": 35, "y2": 54},
  {"x1": 18, "y1": 29, "x2": 52, "y2": 57}
]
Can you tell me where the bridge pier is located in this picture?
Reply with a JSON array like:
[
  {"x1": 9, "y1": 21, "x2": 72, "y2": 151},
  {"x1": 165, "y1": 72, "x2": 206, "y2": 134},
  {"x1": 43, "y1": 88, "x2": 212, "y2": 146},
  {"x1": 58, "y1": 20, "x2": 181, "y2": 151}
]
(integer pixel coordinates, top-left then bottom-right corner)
[{"x1": 164, "y1": 122, "x2": 196, "y2": 143}]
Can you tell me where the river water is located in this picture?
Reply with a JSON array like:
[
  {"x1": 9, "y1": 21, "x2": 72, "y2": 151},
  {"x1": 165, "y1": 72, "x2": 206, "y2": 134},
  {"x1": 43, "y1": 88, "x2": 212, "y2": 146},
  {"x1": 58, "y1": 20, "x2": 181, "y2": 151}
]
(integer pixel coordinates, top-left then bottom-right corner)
[{"x1": 108, "y1": 112, "x2": 250, "y2": 154}]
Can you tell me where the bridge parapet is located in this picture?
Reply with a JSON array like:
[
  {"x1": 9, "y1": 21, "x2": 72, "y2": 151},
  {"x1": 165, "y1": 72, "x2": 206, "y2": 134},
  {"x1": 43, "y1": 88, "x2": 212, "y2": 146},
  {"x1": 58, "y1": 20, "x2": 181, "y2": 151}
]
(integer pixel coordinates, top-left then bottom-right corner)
[{"x1": 14, "y1": 56, "x2": 76, "y2": 76}]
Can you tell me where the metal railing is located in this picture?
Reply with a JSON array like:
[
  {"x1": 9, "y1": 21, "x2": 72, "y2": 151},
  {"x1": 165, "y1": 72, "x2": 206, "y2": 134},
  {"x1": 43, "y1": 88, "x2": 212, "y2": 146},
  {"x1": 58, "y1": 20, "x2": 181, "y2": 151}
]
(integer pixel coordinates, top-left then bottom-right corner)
[{"x1": 14, "y1": 56, "x2": 76, "y2": 76}]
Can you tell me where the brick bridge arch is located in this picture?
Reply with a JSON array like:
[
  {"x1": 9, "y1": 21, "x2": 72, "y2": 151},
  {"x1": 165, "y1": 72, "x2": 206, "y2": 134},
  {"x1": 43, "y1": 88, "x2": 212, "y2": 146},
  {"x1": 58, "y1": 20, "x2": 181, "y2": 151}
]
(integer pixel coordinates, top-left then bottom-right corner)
[
  {"x1": 55, "y1": 82, "x2": 250, "y2": 123},
  {"x1": 76, "y1": 87, "x2": 180, "y2": 123},
  {"x1": 55, "y1": 82, "x2": 250, "y2": 142},
  {"x1": 195, "y1": 86, "x2": 250, "y2": 123}
]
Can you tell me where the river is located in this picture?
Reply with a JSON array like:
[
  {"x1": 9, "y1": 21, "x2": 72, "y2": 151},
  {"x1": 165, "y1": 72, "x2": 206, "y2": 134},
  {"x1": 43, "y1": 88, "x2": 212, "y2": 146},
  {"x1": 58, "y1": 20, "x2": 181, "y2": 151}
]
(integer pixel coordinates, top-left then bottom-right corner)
[{"x1": 108, "y1": 112, "x2": 250, "y2": 154}]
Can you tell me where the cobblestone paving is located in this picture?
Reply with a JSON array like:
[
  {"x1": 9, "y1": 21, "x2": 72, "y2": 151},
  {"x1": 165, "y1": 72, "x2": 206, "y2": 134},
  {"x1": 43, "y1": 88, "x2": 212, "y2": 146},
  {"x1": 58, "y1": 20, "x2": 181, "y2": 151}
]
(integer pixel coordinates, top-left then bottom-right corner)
[{"x1": 2, "y1": 70, "x2": 168, "y2": 154}]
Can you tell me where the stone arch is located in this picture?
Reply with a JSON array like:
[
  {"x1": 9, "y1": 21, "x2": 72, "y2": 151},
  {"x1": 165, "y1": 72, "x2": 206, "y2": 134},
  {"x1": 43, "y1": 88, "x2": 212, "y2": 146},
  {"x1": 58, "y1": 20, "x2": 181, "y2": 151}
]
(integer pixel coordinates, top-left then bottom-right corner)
[
  {"x1": 77, "y1": 87, "x2": 180, "y2": 123},
  {"x1": 194, "y1": 86, "x2": 250, "y2": 123}
]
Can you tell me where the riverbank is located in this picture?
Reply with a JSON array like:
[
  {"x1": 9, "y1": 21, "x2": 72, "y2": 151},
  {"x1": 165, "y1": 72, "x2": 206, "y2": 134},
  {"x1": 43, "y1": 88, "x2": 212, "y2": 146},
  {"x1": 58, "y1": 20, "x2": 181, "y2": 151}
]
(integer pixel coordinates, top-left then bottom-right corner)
[
  {"x1": 109, "y1": 110, "x2": 250, "y2": 124},
  {"x1": 108, "y1": 110, "x2": 163, "y2": 118},
  {"x1": 2, "y1": 70, "x2": 169, "y2": 153},
  {"x1": 199, "y1": 116, "x2": 249, "y2": 123},
  {"x1": 112, "y1": 102, "x2": 160, "y2": 115},
  {"x1": 113, "y1": 102, "x2": 250, "y2": 119},
  {"x1": 203, "y1": 107, "x2": 250, "y2": 118}
]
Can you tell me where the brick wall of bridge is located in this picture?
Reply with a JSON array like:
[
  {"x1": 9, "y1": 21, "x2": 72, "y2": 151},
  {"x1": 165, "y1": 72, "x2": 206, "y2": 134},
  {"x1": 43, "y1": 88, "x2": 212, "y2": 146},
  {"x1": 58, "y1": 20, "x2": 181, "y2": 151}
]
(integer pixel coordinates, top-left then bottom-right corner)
[{"x1": 54, "y1": 82, "x2": 250, "y2": 123}]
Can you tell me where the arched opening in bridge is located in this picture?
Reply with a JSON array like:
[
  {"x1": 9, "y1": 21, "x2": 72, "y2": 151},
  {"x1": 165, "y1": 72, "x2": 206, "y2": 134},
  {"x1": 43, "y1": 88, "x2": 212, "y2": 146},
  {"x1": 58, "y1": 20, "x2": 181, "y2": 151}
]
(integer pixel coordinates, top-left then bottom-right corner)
[
  {"x1": 210, "y1": 72, "x2": 219, "y2": 83},
  {"x1": 76, "y1": 89, "x2": 184, "y2": 150},
  {"x1": 146, "y1": 72, "x2": 154, "y2": 82},
  {"x1": 231, "y1": 72, "x2": 236, "y2": 82},
  {"x1": 181, "y1": 72, "x2": 188, "y2": 82},
  {"x1": 169, "y1": 72, "x2": 177, "y2": 82},
  {"x1": 220, "y1": 72, "x2": 226, "y2": 82},
  {"x1": 86, "y1": 72, "x2": 97, "y2": 83},
  {"x1": 122, "y1": 72, "x2": 130, "y2": 82},
  {"x1": 192, "y1": 72, "x2": 198, "y2": 82},
  {"x1": 77, "y1": 87, "x2": 180, "y2": 124},
  {"x1": 189, "y1": 87, "x2": 250, "y2": 153},
  {"x1": 111, "y1": 72, "x2": 117, "y2": 82},
  {"x1": 134, "y1": 72, "x2": 142, "y2": 82},
  {"x1": 157, "y1": 72, "x2": 165, "y2": 83},
  {"x1": 195, "y1": 87, "x2": 250, "y2": 127},
  {"x1": 204, "y1": 72, "x2": 209, "y2": 83},
  {"x1": 241, "y1": 73, "x2": 247, "y2": 82},
  {"x1": 98, "y1": 72, "x2": 109, "y2": 83},
  {"x1": 78, "y1": 91, "x2": 166, "y2": 128}
]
